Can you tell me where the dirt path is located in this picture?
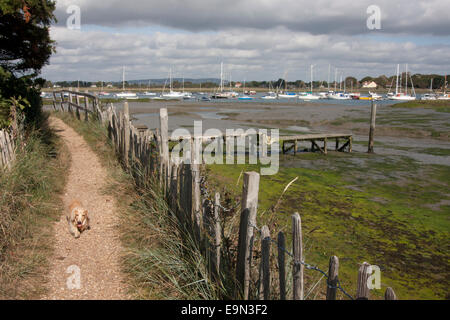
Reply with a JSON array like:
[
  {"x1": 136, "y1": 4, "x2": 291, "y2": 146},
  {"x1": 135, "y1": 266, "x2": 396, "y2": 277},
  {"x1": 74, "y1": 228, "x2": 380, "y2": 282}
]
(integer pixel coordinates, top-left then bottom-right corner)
[{"x1": 41, "y1": 117, "x2": 128, "y2": 300}]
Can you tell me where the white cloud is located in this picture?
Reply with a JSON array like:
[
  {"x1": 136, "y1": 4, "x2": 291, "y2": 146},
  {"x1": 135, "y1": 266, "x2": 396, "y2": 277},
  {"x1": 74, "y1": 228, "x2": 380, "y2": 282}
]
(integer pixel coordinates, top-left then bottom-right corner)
[{"x1": 42, "y1": 26, "x2": 450, "y2": 81}]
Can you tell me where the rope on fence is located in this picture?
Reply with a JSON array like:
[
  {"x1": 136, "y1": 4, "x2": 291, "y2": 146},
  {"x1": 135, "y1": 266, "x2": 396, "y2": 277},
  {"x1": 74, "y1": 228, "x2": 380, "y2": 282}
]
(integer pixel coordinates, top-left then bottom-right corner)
[{"x1": 248, "y1": 221, "x2": 355, "y2": 300}]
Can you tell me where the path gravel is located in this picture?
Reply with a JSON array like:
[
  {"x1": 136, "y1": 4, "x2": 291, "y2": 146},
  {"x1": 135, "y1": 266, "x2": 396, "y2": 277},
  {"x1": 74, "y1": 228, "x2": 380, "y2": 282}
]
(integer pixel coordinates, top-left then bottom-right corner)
[{"x1": 41, "y1": 117, "x2": 128, "y2": 300}]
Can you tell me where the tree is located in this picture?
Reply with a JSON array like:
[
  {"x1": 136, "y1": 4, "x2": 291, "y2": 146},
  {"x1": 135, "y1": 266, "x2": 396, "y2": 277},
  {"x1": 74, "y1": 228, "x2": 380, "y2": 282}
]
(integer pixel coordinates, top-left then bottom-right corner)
[
  {"x1": 0, "y1": 0, "x2": 56, "y2": 127},
  {"x1": 1, "y1": 0, "x2": 56, "y2": 75}
]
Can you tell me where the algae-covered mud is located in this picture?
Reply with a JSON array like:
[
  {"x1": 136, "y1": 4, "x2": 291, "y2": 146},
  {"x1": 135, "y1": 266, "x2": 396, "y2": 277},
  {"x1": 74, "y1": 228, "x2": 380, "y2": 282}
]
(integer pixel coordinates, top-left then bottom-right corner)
[{"x1": 128, "y1": 99, "x2": 449, "y2": 299}]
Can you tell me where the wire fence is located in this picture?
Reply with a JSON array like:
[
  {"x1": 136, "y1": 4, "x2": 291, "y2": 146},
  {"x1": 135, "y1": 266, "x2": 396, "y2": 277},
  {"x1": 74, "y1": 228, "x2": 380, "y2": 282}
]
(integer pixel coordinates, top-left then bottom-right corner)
[{"x1": 249, "y1": 221, "x2": 355, "y2": 300}]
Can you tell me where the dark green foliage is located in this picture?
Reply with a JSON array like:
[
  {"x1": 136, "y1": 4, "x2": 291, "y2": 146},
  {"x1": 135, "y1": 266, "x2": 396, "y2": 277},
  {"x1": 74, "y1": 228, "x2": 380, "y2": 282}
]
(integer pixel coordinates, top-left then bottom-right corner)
[{"x1": 0, "y1": 1, "x2": 56, "y2": 127}]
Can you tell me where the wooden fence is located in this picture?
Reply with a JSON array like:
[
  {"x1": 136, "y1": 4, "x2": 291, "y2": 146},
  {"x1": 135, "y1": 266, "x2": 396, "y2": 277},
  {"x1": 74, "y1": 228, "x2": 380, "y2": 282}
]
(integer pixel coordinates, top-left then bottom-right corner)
[
  {"x1": 0, "y1": 128, "x2": 16, "y2": 171},
  {"x1": 52, "y1": 92, "x2": 396, "y2": 300},
  {"x1": 0, "y1": 106, "x2": 24, "y2": 171}
]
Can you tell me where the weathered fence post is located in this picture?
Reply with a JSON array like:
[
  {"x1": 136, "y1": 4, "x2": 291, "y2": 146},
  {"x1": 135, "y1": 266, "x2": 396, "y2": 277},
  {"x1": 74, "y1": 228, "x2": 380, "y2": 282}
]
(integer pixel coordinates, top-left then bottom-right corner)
[
  {"x1": 326, "y1": 256, "x2": 339, "y2": 300},
  {"x1": 75, "y1": 92, "x2": 81, "y2": 120},
  {"x1": 385, "y1": 287, "x2": 397, "y2": 300},
  {"x1": 214, "y1": 192, "x2": 221, "y2": 277},
  {"x1": 60, "y1": 92, "x2": 65, "y2": 111},
  {"x1": 192, "y1": 136, "x2": 202, "y2": 241},
  {"x1": 52, "y1": 91, "x2": 57, "y2": 111},
  {"x1": 159, "y1": 108, "x2": 169, "y2": 190},
  {"x1": 169, "y1": 161, "x2": 179, "y2": 214},
  {"x1": 123, "y1": 102, "x2": 130, "y2": 168},
  {"x1": 277, "y1": 231, "x2": 286, "y2": 300},
  {"x1": 368, "y1": 100, "x2": 377, "y2": 153},
  {"x1": 84, "y1": 95, "x2": 89, "y2": 121},
  {"x1": 260, "y1": 225, "x2": 271, "y2": 300},
  {"x1": 356, "y1": 262, "x2": 371, "y2": 300},
  {"x1": 68, "y1": 92, "x2": 73, "y2": 114},
  {"x1": 236, "y1": 171, "x2": 260, "y2": 300},
  {"x1": 292, "y1": 212, "x2": 304, "y2": 300}
]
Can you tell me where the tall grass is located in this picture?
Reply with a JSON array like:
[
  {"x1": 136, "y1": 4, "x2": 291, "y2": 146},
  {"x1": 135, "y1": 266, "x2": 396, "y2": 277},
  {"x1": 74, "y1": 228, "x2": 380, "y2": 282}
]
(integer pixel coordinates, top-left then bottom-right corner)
[
  {"x1": 0, "y1": 114, "x2": 69, "y2": 299},
  {"x1": 54, "y1": 112, "x2": 225, "y2": 299}
]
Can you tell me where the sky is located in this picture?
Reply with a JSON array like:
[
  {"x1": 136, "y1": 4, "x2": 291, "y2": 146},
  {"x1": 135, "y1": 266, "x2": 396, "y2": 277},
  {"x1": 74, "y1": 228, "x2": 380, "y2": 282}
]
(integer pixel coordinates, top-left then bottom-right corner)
[{"x1": 41, "y1": 0, "x2": 450, "y2": 82}]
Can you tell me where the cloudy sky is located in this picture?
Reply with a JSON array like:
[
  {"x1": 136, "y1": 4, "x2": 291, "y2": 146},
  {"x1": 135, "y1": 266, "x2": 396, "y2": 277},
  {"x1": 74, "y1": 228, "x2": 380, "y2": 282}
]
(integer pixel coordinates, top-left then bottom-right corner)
[{"x1": 41, "y1": 0, "x2": 450, "y2": 82}]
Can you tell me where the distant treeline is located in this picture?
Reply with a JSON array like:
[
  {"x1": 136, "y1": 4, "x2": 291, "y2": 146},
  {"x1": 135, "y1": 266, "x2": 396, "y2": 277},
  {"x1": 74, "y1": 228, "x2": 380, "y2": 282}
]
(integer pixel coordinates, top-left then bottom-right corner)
[{"x1": 46, "y1": 73, "x2": 449, "y2": 90}]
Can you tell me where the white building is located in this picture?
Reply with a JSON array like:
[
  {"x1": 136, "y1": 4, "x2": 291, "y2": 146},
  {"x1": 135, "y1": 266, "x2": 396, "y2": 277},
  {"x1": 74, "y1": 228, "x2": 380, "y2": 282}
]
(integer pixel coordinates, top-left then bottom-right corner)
[{"x1": 362, "y1": 81, "x2": 377, "y2": 89}]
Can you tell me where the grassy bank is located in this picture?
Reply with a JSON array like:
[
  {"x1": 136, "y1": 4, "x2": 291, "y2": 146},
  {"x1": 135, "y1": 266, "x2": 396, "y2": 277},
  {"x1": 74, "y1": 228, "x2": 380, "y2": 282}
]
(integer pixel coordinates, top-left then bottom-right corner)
[
  {"x1": 0, "y1": 115, "x2": 69, "y2": 299},
  {"x1": 390, "y1": 100, "x2": 450, "y2": 113},
  {"x1": 54, "y1": 112, "x2": 223, "y2": 299},
  {"x1": 206, "y1": 152, "x2": 449, "y2": 300}
]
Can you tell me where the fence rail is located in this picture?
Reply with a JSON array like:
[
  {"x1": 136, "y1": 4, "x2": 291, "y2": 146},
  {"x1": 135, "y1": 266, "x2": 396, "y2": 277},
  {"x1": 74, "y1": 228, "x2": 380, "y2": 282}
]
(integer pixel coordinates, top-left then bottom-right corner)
[{"x1": 52, "y1": 93, "x2": 397, "y2": 300}]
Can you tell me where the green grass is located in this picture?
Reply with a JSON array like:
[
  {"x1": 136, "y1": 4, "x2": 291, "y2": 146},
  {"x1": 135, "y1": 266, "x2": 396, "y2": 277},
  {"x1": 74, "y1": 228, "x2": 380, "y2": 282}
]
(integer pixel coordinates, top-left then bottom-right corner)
[
  {"x1": 391, "y1": 100, "x2": 450, "y2": 113},
  {"x1": 206, "y1": 152, "x2": 450, "y2": 300},
  {"x1": 0, "y1": 114, "x2": 69, "y2": 299}
]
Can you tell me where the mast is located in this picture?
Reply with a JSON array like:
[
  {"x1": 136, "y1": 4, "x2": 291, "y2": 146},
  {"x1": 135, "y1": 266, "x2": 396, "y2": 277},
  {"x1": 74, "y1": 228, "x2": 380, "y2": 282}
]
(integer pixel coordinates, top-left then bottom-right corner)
[
  {"x1": 220, "y1": 62, "x2": 224, "y2": 92},
  {"x1": 395, "y1": 64, "x2": 399, "y2": 95},
  {"x1": 122, "y1": 66, "x2": 125, "y2": 91},
  {"x1": 328, "y1": 64, "x2": 331, "y2": 91},
  {"x1": 310, "y1": 65, "x2": 313, "y2": 93},
  {"x1": 445, "y1": 75, "x2": 447, "y2": 94},
  {"x1": 169, "y1": 68, "x2": 172, "y2": 92},
  {"x1": 405, "y1": 64, "x2": 408, "y2": 95},
  {"x1": 334, "y1": 68, "x2": 338, "y2": 92}
]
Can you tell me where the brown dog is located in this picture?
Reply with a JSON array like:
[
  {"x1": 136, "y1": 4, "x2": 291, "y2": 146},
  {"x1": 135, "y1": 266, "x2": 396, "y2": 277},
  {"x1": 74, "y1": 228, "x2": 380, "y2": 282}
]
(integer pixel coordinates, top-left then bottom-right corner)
[{"x1": 67, "y1": 200, "x2": 90, "y2": 238}]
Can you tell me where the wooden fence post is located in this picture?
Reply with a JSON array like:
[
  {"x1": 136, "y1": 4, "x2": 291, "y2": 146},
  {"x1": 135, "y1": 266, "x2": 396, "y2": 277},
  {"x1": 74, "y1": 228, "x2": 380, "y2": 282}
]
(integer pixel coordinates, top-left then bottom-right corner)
[
  {"x1": 169, "y1": 161, "x2": 179, "y2": 214},
  {"x1": 214, "y1": 192, "x2": 221, "y2": 277},
  {"x1": 368, "y1": 100, "x2": 377, "y2": 153},
  {"x1": 68, "y1": 92, "x2": 73, "y2": 114},
  {"x1": 192, "y1": 137, "x2": 202, "y2": 241},
  {"x1": 84, "y1": 95, "x2": 89, "y2": 121},
  {"x1": 260, "y1": 225, "x2": 271, "y2": 300},
  {"x1": 52, "y1": 91, "x2": 57, "y2": 111},
  {"x1": 159, "y1": 108, "x2": 169, "y2": 190},
  {"x1": 76, "y1": 93, "x2": 81, "y2": 120},
  {"x1": 326, "y1": 256, "x2": 339, "y2": 300},
  {"x1": 236, "y1": 171, "x2": 260, "y2": 300},
  {"x1": 292, "y1": 212, "x2": 304, "y2": 300},
  {"x1": 385, "y1": 287, "x2": 397, "y2": 300},
  {"x1": 356, "y1": 262, "x2": 371, "y2": 300},
  {"x1": 60, "y1": 92, "x2": 65, "y2": 111},
  {"x1": 123, "y1": 102, "x2": 130, "y2": 168},
  {"x1": 277, "y1": 231, "x2": 286, "y2": 300}
]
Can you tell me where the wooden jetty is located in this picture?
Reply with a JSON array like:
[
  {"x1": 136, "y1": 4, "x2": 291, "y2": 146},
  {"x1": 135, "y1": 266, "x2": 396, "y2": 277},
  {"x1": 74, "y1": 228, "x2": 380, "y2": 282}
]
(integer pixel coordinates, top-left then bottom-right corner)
[{"x1": 280, "y1": 133, "x2": 352, "y2": 155}]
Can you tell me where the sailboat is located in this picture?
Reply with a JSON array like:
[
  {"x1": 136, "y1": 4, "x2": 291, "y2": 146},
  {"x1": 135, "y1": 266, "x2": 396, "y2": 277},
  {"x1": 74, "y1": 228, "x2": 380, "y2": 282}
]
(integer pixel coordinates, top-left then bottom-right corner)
[
  {"x1": 161, "y1": 68, "x2": 184, "y2": 100},
  {"x1": 328, "y1": 69, "x2": 350, "y2": 100},
  {"x1": 261, "y1": 82, "x2": 277, "y2": 99},
  {"x1": 278, "y1": 71, "x2": 297, "y2": 98},
  {"x1": 115, "y1": 67, "x2": 138, "y2": 99},
  {"x1": 437, "y1": 75, "x2": 450, "y2": 100},
  {"x1": 421, "y1": 78, "x2": 437, "y2": 100},
  {"x1": 238, "y1": 79, "x2": 254, "y2": 100},
  {"x1": 142, "y1": 80, "x2": 156, "y2": 96},
  {"x1": 298, "y1": 65, "x2": 320, "y2": 100},
  {"x1": 389, "y1": 64, "x2": 416, "y2": 101}
]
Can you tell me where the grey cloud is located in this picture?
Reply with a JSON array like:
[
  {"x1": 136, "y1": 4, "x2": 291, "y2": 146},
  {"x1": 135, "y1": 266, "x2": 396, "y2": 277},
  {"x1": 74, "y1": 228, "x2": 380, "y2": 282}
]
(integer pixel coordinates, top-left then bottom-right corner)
[
  {"x1": 54, "y1": 0, "x2": 450, "y2": 36},
  {"x1": 42, "y1": 27, "x2": 450, "y2": 81}
]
